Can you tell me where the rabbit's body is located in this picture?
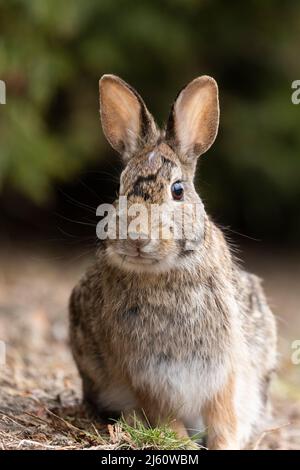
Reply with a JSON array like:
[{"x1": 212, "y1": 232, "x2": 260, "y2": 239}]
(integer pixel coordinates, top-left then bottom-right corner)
[{"x1": 69, "y1": 76, "x2": 277, "y2": 449}]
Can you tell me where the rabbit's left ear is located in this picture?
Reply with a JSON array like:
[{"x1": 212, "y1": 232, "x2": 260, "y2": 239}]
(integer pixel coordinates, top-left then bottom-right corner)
[{"x1": 166, "y1": 76, "x2": 219, "y2": 162}]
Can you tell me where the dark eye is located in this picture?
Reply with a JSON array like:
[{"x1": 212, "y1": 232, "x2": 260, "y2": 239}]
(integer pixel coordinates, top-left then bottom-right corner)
[{"x1": 171, "y1": 181, "x2": 184, "y2": 200}]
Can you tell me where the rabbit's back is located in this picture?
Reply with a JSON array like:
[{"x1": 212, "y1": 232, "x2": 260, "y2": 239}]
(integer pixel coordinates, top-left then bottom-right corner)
[{"x1": 235, "y1": 269, "x2": 277, "y2": 379}]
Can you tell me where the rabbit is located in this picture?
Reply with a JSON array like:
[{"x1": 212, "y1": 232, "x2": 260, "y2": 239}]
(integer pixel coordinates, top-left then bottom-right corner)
[{"x1": 69, "y1": 74, "x2": 277, "y2": 450}]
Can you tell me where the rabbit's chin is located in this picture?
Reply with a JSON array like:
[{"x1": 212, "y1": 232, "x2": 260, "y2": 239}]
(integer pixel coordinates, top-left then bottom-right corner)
[{"x1": 105, "y1": 246, "x2": 178, "y2": 274}]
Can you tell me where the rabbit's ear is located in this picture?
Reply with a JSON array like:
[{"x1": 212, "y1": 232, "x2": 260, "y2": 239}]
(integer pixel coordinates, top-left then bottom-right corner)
[
  {"x1": 99, "y1": 75, "x2": 157, "y2": 160},
  {"x1": 166, "y1": 76, "x2": 219, "y2": 162}
]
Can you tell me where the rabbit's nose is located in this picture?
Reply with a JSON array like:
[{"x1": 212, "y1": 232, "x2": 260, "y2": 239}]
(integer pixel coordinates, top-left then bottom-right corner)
[{"x1": 128, "y1": 232, "x2": 150, "y2": 249}]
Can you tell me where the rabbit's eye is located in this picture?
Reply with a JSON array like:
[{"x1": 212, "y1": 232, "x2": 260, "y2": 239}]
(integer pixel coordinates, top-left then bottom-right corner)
[{"x1": 171, "y1": 181, "x2": 184, "y2": 200}]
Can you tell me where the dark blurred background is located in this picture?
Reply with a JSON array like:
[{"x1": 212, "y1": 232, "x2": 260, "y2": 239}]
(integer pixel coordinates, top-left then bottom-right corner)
[
  {"x1": 0, "y1": 0, "x2": 300, "y2": 247},
  {"x1": 1, "y1": 2, "x2": 300, "y2": 448}
]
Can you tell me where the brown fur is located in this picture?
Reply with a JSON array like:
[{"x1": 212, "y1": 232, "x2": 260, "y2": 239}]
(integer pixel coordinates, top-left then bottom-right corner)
[
  {"x1": 69, "y1": 75, "x2": 277, "y2": 449},
  {"x1": 203, "y1": 373, "x2": 238, "y2": 449}
]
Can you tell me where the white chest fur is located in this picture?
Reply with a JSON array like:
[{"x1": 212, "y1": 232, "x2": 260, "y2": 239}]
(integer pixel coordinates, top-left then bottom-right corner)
[{"x1": 131, "y1": 357, "x2": 229, "y2": 424}]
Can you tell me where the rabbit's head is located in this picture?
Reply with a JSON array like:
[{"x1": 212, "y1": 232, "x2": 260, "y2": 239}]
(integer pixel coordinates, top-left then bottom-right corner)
[{"x1": 99, "y1": 75, "x2": 219, "y2": 272}]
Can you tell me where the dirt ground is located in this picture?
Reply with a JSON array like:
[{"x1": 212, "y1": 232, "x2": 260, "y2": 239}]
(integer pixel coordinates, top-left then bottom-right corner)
[{"x1": 0, "y1": 242, "x2": 299, "y2": 450}]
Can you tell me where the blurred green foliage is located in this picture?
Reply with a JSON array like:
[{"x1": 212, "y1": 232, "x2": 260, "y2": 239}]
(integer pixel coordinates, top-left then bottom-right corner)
[{"x1": 0, "y1": 0, "x2": 300, "y2": 240}]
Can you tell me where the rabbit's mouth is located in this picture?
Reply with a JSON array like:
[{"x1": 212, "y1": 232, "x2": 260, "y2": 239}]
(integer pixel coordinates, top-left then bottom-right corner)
[
  {"x1": 116, "y1": 251, "x2": 160, "y2": 265},
  {"x1": 105, "y1": 244, "x2": 177, "y2": 272},
  {"x1": 107, "y1": 239, "x2": 163, "y2": 265}
]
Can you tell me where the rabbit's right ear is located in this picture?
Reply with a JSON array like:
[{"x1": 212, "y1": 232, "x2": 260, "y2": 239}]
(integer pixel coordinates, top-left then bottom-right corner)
[{"x1": 99, "y1": 75, "x2": 157, "y2": 161}]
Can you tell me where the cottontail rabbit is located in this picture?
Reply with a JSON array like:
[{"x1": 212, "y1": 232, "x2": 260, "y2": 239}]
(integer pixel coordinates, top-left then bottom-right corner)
[{"x1": 69, "y1": 75, "x2": 277, "y2": 450}]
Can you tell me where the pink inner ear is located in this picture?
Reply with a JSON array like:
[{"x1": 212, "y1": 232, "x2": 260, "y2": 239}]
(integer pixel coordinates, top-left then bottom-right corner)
[
  {"x1": 174, "y1": 76, "x2": 219, "y2": 158},
  {"x1": 100, "y1": 77, "x2": 142, "y2": 154}
]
